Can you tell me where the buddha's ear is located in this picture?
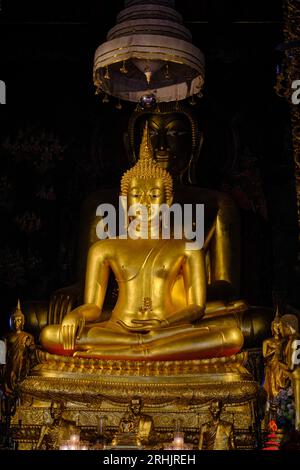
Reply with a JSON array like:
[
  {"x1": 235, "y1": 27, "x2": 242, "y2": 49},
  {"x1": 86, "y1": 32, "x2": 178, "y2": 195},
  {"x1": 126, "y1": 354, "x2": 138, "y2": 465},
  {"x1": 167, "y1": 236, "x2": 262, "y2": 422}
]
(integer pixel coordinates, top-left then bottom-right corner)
[{"x1": 167, "y1": 194, "x2": 174, "y2": 206}]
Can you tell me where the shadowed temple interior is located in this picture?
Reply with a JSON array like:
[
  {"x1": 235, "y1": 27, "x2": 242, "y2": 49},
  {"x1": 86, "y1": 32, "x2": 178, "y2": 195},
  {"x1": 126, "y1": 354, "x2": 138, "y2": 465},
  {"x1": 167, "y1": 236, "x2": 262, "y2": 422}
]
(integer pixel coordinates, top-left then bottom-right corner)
[{"x1": 1, "y1": 0, "x2": 300, "y2": 454}]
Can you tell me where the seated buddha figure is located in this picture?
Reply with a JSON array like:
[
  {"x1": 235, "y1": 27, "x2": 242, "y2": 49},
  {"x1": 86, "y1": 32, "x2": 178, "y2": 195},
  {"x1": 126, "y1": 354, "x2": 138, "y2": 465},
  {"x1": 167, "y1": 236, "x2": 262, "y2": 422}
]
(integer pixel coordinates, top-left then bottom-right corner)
[
  {"x1": 123, "y1": 102, "x2": 273, "y2": 345},
  {"x1": 40, "y1": 124, "x2": 244, "y2": 360}
]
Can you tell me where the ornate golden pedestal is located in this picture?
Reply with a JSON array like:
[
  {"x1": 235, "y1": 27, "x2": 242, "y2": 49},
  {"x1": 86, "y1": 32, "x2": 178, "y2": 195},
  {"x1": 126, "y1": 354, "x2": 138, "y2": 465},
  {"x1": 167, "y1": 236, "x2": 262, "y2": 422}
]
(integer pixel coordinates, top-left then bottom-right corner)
[{"x1": 12, "y1": 352, "x2": 259, "y2": 449}]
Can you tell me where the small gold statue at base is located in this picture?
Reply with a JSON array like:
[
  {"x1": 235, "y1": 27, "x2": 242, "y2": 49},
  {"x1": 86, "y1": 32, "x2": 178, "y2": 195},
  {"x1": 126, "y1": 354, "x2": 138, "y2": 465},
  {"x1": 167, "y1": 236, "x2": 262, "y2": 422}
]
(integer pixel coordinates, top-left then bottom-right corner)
[
  {"x1": 35, "y1": 401, "x2": 78, "y2": 450},
  {"x1": 111, "y1": 397, "x2": 154, "y2": 448},
  {"x1": 262, "y1": 311, "x2": 300, "y2": 429},
  {"x1": 198, "y1": 399, "x2": 235, "y2": 450}
]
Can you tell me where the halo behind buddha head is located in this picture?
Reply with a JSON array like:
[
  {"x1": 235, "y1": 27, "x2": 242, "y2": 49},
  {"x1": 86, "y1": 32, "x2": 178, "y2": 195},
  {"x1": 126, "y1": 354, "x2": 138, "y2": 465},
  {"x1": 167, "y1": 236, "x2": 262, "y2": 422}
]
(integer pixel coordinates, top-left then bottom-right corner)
[{"x1": 121, "y1": 122, "x2": 173, "y2": 204}]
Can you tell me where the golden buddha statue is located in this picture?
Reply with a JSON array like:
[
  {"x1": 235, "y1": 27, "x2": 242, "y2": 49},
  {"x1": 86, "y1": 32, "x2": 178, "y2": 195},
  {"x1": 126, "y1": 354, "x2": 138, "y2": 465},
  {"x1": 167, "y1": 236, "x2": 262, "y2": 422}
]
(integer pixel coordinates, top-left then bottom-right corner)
[
  {"x1": 20, "y1": 101, "x2": 272, "y2": 353},
  {"x1": 198, "y1": 399, "x2": 235, "y2": 450},
  {"x1": 40, "y1": 123, "x2": 244, "y2": 360},
  {"x1": 112, "y1": 397, "x2": 154, "y2": 447},
  {"x1": 59, "y1": 102, "x2": 271, "y2": 358},
  {"x1": 2, "y1": 301, "x2": 35, "y2": 395},
  {"x1": 36, "y1": 401, "x2": 78, "y2": 450},
  {"x1": 262, "y1": 309, "x2": 288, "y2": 401}
]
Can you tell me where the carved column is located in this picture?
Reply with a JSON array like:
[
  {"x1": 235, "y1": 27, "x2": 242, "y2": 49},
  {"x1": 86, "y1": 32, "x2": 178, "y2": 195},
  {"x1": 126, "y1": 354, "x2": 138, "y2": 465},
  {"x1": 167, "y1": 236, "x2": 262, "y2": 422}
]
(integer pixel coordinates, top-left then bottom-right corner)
[{"x1": 280, "y1": 1, "x2": 300, "y2": 261}]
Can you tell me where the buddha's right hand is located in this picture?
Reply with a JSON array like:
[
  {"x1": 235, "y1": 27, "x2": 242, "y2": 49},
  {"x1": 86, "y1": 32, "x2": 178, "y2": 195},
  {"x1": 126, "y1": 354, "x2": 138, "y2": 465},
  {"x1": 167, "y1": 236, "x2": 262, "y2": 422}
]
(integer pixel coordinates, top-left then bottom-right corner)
[{"x1": 60, "y1": 312, "x2": 85, "y2": 350}]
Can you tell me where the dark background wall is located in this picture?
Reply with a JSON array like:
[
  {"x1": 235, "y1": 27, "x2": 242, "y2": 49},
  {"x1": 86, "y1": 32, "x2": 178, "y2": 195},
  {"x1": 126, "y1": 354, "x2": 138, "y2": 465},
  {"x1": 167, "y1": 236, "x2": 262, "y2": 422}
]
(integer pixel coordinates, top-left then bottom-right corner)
[{"x1": 0, "y1": 0, "x2": 298, "y2": 332}]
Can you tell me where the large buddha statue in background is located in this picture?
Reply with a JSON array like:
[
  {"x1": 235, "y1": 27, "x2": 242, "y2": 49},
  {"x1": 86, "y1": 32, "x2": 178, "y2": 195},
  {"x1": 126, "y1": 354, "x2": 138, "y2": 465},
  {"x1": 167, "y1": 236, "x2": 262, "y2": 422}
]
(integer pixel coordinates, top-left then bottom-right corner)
[
  {"x1": 124, "y1": 103, "x2": 273, "y2": 344},
  {"x1": 125, "y1": 102, "x2": 241, "y2": 302},
  {"x1": 40, "y1": 124, "x2": 244, "y2": 360}
]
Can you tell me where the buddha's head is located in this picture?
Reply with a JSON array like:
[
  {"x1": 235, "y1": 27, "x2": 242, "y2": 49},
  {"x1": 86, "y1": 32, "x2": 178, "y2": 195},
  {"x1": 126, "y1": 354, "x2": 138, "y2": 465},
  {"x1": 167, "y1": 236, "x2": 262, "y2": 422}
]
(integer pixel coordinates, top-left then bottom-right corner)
[
  {"x1": 129, "y1": 397, "x2": 142, "y2": 416},
  {"x1": 126, "y1": 102, "x2": 202, "y2": 185},
  {"x1": 121, "y1": 122, "x2": 173, "y2": 232},
  {"x1": 271, "y1": 320, "x2": 283, "y2": 338},
  {"x1": 10, "y1": 300, "x2": 25, "y2": 332},
  {"x1": 50, "y1": 401, "x2": 65, "y2": 423},
  {"x1": 209, "y1": 399, "x2": 223, "y2": 422}
]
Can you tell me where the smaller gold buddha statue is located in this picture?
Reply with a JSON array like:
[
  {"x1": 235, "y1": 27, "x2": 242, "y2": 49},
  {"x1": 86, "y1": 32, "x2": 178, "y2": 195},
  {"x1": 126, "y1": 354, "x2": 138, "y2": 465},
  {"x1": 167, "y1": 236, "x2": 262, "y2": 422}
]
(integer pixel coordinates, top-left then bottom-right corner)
[
  {"x1": 40, "y1": 123, "x2": 243, "y2": 360},
  {"x1": 112, "y1": 397, "x2": 154, "y2": 448},
  {"x1": 262, "y1": 309, "x2": 288, "y2": 402},
  {"x1": 2, "y1": 301, "x2": 35, "y2": 396},
  {"x1": 280, "y1": 314, "x2": 300, "y2": 431},
  {"x1": 36, "y1": 401, "x2": 78, "y2": 450},
  {"x1": 198, "y1": 399, "x2": 235, "y2": 450}
]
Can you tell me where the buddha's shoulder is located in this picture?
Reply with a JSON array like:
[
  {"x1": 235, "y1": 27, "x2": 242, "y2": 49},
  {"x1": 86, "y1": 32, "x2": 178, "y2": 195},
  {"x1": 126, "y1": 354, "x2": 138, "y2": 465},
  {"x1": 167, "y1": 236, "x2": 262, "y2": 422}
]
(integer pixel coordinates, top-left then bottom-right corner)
[{"x1": 88, "y1": 238, "x2": 119, "y2": 254}]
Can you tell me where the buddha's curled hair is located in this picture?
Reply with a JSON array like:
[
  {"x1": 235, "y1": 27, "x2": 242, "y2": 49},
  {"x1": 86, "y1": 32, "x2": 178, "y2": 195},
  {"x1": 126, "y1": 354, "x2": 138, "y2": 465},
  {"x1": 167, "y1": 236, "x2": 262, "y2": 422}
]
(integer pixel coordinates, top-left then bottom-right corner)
[{"x1": 121, "y1": 122, "x2": 173, "y2": 204}]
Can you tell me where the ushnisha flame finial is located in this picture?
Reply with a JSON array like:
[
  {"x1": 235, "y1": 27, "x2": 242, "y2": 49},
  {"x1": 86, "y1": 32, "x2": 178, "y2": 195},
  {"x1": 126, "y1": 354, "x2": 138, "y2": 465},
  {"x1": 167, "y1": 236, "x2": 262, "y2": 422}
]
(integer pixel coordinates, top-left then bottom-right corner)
[
  {"x1": 120, "y1": 122, "x2": 173, "y2": 203},
  {"x1": 274, "y1": 304, "x2": 280, "y2": 321},
  {"x1": 139, "y1": 121, "x2": 154, "y2": 162},
  {"x1": 10, "y1": 299, "x2": 25, "y2": 328}
]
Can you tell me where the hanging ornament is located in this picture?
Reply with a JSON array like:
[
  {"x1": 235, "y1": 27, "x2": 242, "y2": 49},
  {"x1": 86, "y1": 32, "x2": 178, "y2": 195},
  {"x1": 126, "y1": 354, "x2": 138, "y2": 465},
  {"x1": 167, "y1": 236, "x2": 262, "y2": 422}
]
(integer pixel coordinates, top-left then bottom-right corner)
[
  {"x1": 164, "y1": 63, "x2": 170, "y2": 80},
  {"x1": 144, "y1": 66, "x2": 152, "y2": 85},
  {"x1": 120, "y1": 60, "x2": 128, "y2": 74},
  {"x1": 189, "y1": 95, "x2": 196, "y2": 106},
  {"x1": 104, "y1": 66, "x2": 110, "y2": 80}
]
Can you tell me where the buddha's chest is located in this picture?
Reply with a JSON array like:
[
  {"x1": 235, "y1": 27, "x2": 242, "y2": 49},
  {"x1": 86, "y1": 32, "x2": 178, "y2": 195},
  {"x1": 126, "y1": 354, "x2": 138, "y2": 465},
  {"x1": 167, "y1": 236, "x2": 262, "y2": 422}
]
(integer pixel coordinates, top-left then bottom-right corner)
[{"x1": 110, "y1": 241, "x2": 184, "y2": 283}]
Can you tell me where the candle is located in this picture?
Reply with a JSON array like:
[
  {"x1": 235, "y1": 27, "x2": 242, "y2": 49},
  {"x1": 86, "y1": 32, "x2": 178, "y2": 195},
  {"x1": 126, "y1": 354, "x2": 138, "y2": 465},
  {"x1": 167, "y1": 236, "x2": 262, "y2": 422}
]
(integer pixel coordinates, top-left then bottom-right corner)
[{"x1": 172, "y1": 432, "x2": 185, "y2": 449}]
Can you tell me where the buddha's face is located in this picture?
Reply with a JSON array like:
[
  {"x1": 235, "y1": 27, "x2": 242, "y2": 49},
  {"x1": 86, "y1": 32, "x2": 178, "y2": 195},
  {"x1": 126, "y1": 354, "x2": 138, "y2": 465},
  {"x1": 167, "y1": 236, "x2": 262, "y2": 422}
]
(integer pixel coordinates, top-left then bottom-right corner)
[
  {"x1": 11, "y1": 314, "x2": 24, "y2": 332},
  {"x1": 136, "y1": 113, "x2": 192, "y2": 178},
  {"x1": 50, "y1": 404, "x2": 63, "y2": 422},
  {"x1": 130, "y1": 400, "x2": 142, "y2": 416},
  {"x1": 128, "y1": 177, "x2": 166, "y2": 211},
  {"x1": 271, "y1": 321, "x2": 283, "y2": 337},
  {"x1": 210, "y1": 401, "x2": 222, "y2": 421},
  {"x1": 127, "y1": 177, "x2": 167, "y2": 234}
]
